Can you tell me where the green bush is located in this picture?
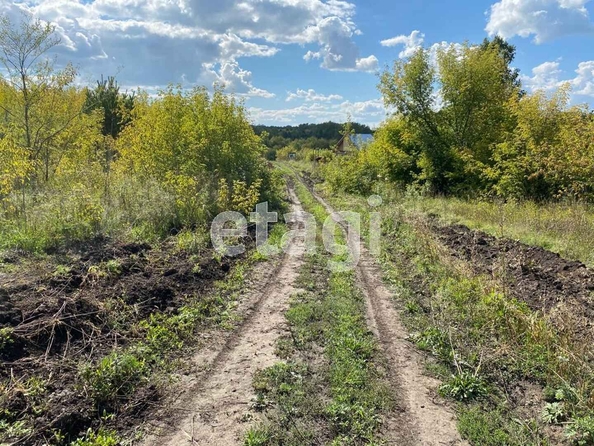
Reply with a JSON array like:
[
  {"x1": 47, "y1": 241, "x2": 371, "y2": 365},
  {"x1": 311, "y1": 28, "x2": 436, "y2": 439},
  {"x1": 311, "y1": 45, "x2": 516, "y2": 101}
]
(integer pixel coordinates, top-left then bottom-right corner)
[{"x1": 80, "y1": 351, "x2": 147, "y2": 407}]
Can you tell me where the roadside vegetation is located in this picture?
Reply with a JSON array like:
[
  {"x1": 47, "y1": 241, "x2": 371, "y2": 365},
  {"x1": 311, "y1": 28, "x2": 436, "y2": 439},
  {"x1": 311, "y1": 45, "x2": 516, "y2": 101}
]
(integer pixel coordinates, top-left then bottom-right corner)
[
  {"x1": 292, "y1": 35, "x2": 594, "y2": 445},
  {"x1": 0, "y1": 14, "x2": 280, "y2": 253},
  {"x1": 0, "y1": 13, "x2": 283, "y2": 446},
  {"x1": 291, "y1": 175, "x2": 594, "y2": 445}
]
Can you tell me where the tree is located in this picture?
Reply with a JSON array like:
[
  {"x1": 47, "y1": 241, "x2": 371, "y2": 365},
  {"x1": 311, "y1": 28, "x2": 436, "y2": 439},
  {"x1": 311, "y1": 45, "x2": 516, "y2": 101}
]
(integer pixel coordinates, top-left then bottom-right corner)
[
  {"x1": 0, "y1": 13, "x2": 60, "y2": 151},
  {"x1": 379, "y1": 41, "x2": 519, "y2": 193},
  {"x1": 379, "y1": 48, "x2": 451, "y2": 192},
  {"x1": 480, "y1": 36, "x2": 523, "y2": 94},
  {"x1": 0, "y1": 13, "x2": 92, "y2": 184},
  {"x1": 85, "y1": 75, "x2": 134, "y2": 139}
]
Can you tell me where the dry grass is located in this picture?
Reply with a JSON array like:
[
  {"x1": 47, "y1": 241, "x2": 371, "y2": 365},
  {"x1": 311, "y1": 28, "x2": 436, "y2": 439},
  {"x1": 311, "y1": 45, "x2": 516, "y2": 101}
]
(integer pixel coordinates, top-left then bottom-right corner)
[{"x1": 410, "y1": 196, "x2": 594, "y2": 267}]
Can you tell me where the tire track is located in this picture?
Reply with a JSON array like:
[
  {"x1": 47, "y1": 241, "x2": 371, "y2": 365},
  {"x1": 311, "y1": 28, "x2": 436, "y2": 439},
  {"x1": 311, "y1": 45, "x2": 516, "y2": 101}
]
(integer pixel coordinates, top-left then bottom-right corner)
[
  {"x1": 143, "y1": 187, "x2": 307, "y2": 446},
  {"x1": 309, "y1": 183, "x2": 467, "y2": 446}
]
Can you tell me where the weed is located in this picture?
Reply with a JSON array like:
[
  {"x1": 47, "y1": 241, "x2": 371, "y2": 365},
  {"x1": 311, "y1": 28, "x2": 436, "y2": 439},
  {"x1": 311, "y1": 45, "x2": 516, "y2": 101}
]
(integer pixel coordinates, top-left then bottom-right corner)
[
  {"x1": 244, "y1": 427, "x2": 271, "y2": 446},
  {"x1": 80, "y1": 351, "x2": 147, "y2": 408},
  {"x1": 439, "y1": 371, "x2": 488, "y2": 402},
  {"x1": 0, "y1": 327, "x2": 14, "y2": 352},
  {"x1": 542, "y1": 402, "x2": 565, "y2": 424},
  {"x1": 86, "y1": 259, "x2": 123, "y2": 281},
  {"x1": 70, "y1": 428, "x2": 120, "y2": 446},
  {"x1": 566, "y1": 416, "x2": 594, "y2": 445},
  {"x1": 175, "y1": 229, "x2": 208, "y2": 254},
  {"x1": 53, "y1": 264, "x2": 72, "y2": 276},
  {"x1": 457, "y1": 406, "x2": 538, "y2": 446},
  {"x1": 0, "y1": 419, "x2": 32, "y2": 440}
]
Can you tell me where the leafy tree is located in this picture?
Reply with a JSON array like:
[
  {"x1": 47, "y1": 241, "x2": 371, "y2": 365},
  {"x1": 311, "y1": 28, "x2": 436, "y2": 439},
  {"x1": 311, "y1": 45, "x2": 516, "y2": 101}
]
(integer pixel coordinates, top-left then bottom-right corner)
[
  {"x1": 379, "y1": 41, "x2": 519, "y2": 193},
  {"x1": 0, "y1": 13, "x2": 60, "y2": 152},
  {"x1": 0, "y1": 13, "x2": 96, "y2": 184}
]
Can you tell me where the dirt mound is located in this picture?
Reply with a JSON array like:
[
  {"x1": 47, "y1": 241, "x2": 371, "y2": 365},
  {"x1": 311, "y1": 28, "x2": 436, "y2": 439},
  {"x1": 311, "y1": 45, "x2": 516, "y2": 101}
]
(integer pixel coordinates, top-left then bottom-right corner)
[
  {"x1": 0, "y1": 236, "x2": 245, "y2": 445},
  {"x1": 435, "y1": 224, "x2": 594, "y2": 319}
]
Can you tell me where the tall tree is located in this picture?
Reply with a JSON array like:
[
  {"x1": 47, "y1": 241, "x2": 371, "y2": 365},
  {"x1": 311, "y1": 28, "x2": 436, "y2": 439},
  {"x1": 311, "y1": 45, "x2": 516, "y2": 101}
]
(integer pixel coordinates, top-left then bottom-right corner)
[
  {"x1": 0, "y1": 13, "x2": 60, "y2": 151},
  {"x1": 379, "y1": 42, "x2": 519, "y2": 193},
  {"x1": 0, "y1": 13, "x2": 91, "y2": 184},
  {"x1": 85, "y1": 75, "x2": 134, "y2": 139}
]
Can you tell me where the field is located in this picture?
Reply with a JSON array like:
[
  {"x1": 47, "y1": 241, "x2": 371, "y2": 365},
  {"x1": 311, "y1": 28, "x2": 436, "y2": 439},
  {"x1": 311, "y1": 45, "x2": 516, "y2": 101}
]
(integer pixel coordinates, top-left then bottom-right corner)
[{"x1": 2, "y1": 11, "x2": 594, "y2": 446}]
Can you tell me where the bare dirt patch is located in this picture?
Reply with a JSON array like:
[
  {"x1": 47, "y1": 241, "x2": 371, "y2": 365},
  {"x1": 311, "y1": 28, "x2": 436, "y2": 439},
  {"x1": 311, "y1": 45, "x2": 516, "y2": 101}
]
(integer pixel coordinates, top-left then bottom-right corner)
[
  {"x1": 435, "y1": 224, "x2": 594, "y2": 333},
  {"x1": 0, "y1": 236, "x2": 247, "y2": 445}
]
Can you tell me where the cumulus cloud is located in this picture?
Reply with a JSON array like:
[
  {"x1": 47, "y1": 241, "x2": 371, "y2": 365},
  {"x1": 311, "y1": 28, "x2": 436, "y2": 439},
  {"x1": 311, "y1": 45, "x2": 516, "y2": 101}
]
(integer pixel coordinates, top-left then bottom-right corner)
[
  {"x1": 286, "y1": 88, "x2": 343, "y2": 102},
  {"x1": 572, "y1": 61, "x2": 594, "y2": 95},
  {"x1": 381, "y1": 30, "x2": 425, "y2": 58},
  {"x1": 486, "y1": 0, "x2": 594, "y2": 43},
  {"x1": 303, "y1": 15, "x2": 378, "y2": 72},
  {"x1": 521, "y1": 59, "x2": 594, "y2": 97},
  {"x1": 203, "y1": 61, "x2": 275, "y2": 98},
  {"x1": 1, "y1": 0, "x2": 377, "y2": 93},
  {"x1": 521, "y1": 61, "x2": 564, "y2": 90},
  {"x1": 249, "y1": 98, "x2": 386, "y2": 126}
]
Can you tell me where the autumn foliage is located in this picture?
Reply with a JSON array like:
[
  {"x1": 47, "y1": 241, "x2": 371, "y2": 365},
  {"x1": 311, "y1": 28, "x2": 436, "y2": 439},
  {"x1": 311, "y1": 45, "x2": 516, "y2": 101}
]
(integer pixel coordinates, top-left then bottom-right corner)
[
  {"x1": 0, "y1": 16, "x2": 277, "y2": 251},
  {"x1": 325, "y1": 38, "x2": 594, "y2": 202}
]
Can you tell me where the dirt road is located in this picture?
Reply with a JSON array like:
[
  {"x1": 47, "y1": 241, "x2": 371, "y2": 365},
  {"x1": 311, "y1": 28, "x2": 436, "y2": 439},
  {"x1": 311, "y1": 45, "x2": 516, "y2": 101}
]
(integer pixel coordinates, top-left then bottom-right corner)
[
  {"x1": 144, "y1": 181, "x2": 465, "y2": 445},
  {"x1": 143, "y1": 188, "x2": 307, "y2": 445},
  {"x1": 312, "y1": 187, "x2": 466, "y2": 446}
]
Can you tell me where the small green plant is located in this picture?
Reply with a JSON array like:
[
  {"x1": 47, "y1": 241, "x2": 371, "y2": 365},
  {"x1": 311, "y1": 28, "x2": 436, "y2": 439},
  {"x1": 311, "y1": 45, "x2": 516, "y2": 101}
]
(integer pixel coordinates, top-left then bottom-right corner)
[
  {"x1": 140, "y1": 318, "x2": 183, "y2": 354},
  {"x1": 0, "y1": 327, "x2": 14, "y2": 352},
  {"x1": 176, "y1": 229, "x2": 208, "y2": 254},
  {"x1": 439, "y1": 371, "x2": 488, "y2": 402},
  {"x1": 566, "y1": 415, "x2": 594, "y2": 445},
  {"x1": 70, "y1": 428, "x2": 120, "y2": 446},
  {"x1": 413, "y1": 327, "x2": 453, "y2": 362},
  {"x1": 404, "y1": 300, "x2": 422, "y2": 314},
  {"x1": 542, "y1": 402, "x2": 565, "y2": 424},
  {"x1": 87, "y1": 260, "x2": 122, "y2": 280},
  {"x1": 104, "y1": 260, "x2": 122, "y2": 276},
  {"x1": 53, "y1": 264, "x2": 72, "y2": 276},
  {"x1": 81, "y1": 351, "x2": 147, "y2": 407},
  {"x1": 244, "y1": 426, "x2": 270, "y2": 446},
  {"x1": 0, "y1": 419, "x2": 32, "y2": 440}
]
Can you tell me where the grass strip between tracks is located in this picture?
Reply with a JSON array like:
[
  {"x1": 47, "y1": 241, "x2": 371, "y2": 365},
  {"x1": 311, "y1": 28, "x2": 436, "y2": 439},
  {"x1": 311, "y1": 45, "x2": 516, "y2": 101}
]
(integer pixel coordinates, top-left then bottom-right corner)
[{"x1": 244, "y1": 177, "x2": 392, "y2": 446}]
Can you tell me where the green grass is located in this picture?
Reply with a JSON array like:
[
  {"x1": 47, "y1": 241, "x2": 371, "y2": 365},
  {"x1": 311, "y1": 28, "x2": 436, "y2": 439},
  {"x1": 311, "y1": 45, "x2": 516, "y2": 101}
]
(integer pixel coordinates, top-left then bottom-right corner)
[
  {"x1": 297, "y1": 176, "x2": 594, "y2": 445},
  {"x1": 411, "y1": 195, "x2": 594, "y2": 267}
]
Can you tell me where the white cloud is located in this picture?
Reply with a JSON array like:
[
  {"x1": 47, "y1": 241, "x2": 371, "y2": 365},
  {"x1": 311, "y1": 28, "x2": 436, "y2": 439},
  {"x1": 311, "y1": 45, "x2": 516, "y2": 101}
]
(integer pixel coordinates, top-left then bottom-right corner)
[
  {"x1": 571, "y1": 61, "x2": 594, "y2": 95},
  {"x1": 303, "y1": 15, "x2": 379, "y2": 72},
  {"x1": 203, "y1": 61, "x2": 275, "y2": 98},
  {"x1": 486, "y1": 0, "x2": 594, "y2": 43},
  {"x1": 286, "y1": 88, "x2": 343, "y2": 102},
  {"x1": 381, "y1": 30, "x2": 425, "y2": 58},
  {"x1": 249, "y1": 98, "x2": 386, "y2": 126},
  {"x1": 521, "y1": 61, "x2": 564, "y2": 90},
  {"x1": 521, "y1": 59, "x2": 594, "y2": 98},
  {"x1": 2, "y1": 0, "x2": 377, "y2": 93}
]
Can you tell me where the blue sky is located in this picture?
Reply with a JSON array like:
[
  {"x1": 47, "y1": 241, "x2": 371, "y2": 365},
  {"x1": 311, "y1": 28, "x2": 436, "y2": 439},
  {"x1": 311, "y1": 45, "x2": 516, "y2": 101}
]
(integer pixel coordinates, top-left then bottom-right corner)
[{"x1": 3, "y1": 0, "x2": 594, "y2": 126}]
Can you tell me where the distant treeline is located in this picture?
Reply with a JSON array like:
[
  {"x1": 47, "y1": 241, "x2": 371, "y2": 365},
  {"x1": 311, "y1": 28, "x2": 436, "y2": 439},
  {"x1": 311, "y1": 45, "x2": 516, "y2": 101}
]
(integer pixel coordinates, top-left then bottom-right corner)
[{"x1": 253, "y1": 121, "x2": 372, "y2": 151}]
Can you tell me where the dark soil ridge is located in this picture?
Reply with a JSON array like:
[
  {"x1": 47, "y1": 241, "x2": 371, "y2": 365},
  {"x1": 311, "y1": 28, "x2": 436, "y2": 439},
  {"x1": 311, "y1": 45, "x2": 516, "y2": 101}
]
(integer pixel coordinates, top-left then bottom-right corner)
[
  {"x1": 435, "y1": 223, "x2": 594, "y2": 322},
  {"x1": 0, "y1": 235, "x2": 249, "y2": 445}
]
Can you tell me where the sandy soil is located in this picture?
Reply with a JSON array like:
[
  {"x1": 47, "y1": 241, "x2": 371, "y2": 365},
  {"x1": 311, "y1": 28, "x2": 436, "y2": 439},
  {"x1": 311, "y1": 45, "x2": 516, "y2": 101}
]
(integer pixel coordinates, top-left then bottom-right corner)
[{"x1": 142, "y1": 188, "x2": 307, "y2": 446}]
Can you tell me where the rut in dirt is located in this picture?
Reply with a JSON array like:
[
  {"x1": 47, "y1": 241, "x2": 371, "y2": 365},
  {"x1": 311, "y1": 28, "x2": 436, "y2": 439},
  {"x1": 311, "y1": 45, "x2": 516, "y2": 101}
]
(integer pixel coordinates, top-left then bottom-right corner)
[
  {"x1": 143, "y1": 188, "x2": 307, "y2": 446},
  {"x1": 311, "y1": 185, "x2": 467, "y2": 446}
]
